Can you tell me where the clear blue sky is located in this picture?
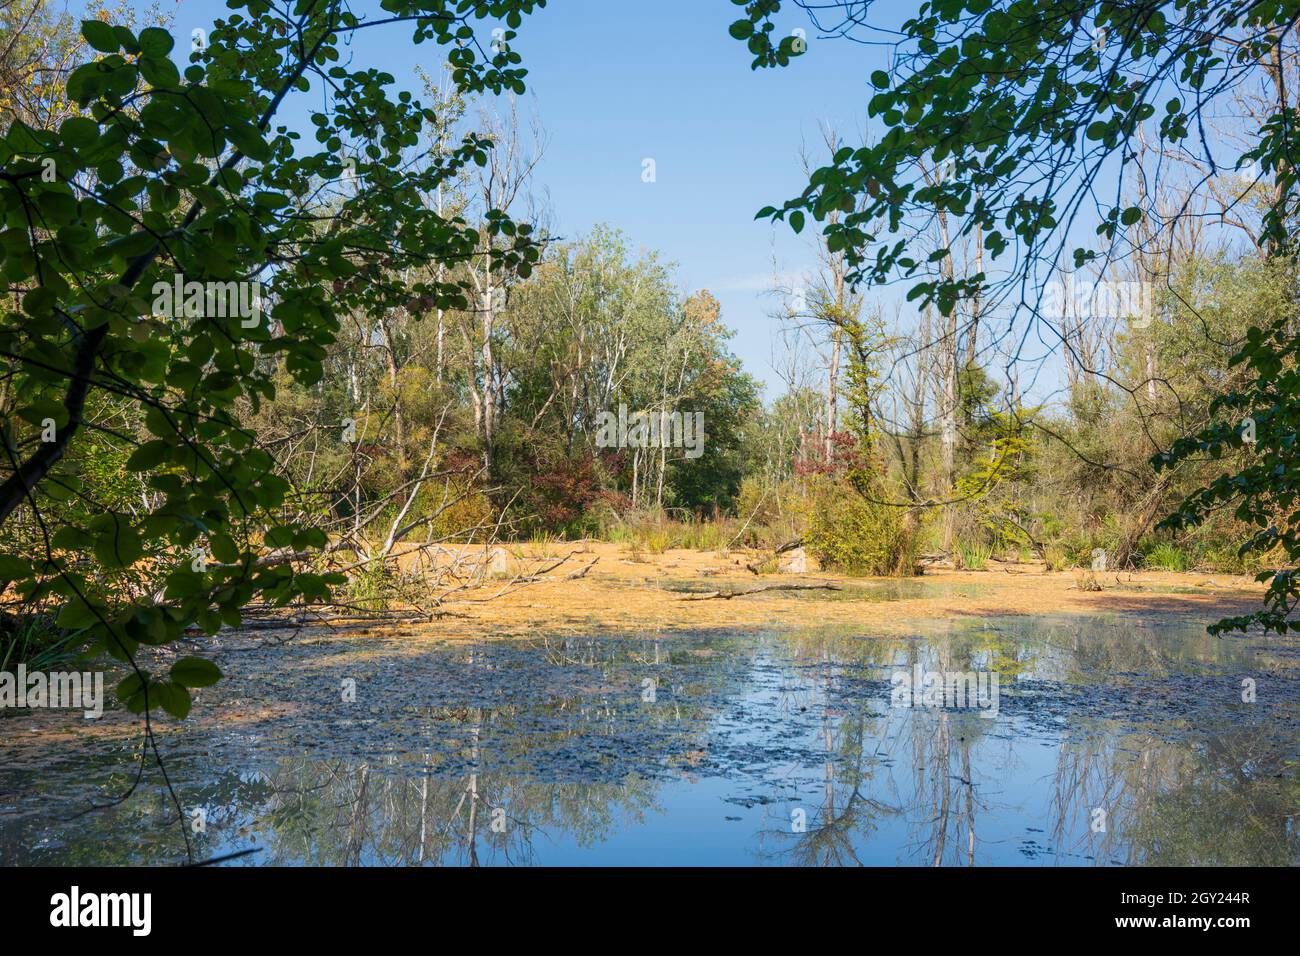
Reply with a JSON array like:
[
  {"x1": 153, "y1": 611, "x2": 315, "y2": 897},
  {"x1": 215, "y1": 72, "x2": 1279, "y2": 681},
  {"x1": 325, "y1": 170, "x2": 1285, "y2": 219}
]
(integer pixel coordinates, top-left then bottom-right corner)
[
  {"x1": 121, "y1": 0, "x2": 886, "y2": 396},
  {"x1": 504, "y1": 0, "x2": 880, "y2": 397}
]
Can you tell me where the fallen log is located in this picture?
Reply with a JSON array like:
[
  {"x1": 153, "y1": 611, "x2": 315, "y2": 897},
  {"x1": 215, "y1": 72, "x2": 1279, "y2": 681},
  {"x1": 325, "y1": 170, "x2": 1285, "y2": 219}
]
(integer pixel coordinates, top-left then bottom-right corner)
[
  {"x1": 675, "y1": 581, "x2": 842, "y2": 601},
  {"x1": 564, "y1": 557, "x2": 598, "y2": 580},
  {"x1": 744, "y1": 538, "x2": 806, "y2": 575}
]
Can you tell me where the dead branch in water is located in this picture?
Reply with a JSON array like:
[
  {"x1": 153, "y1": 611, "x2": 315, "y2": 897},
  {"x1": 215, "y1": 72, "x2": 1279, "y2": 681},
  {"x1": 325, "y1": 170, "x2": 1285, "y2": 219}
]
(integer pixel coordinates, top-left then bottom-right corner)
[
  {"x1": 745, "y1": 538, "x2": 805, "y2": 574},
  {"x1": 676, "y1": 581, "x2": 841, "y2": 601}
]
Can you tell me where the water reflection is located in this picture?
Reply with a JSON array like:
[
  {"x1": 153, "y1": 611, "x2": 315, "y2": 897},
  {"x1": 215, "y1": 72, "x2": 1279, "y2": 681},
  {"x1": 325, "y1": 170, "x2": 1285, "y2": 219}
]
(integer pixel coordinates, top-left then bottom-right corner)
[{"x1": 1, "y1": 616, "x2": 1296, "y2": 865}]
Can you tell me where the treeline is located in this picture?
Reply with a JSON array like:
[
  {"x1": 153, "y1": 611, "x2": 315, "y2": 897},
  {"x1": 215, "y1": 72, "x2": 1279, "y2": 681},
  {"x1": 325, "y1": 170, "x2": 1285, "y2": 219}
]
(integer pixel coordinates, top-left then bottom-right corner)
[
  {"x1": 751, "y1": 229, "x2": 1280, "y2": 578},
  {"x1": 251, "y1": 223, "x2": 764, "y2": 540}
]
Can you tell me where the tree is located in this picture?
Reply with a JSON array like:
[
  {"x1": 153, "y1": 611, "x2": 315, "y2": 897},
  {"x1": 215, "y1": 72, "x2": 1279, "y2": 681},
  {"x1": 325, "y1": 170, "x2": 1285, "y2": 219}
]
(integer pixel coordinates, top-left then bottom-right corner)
[
  {"x1": 727, "y1": 0, "x2": 1300, "y2": 631},
  {"x1": 0, "y1": 0, "x2": 544, "y2": 721}
]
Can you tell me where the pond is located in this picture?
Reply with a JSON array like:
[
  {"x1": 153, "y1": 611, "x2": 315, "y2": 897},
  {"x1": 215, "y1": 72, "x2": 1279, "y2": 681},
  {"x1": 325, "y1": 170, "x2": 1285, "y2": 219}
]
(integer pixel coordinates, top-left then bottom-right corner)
[{"x1": 2, "y1": 614, "x2": 1297, "y2": 865}]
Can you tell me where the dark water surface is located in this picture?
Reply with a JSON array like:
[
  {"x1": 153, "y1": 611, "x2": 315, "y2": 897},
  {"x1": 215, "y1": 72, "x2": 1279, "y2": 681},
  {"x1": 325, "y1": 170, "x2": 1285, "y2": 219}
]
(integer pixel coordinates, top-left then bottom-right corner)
[{"x1": 2, "y1": 614, "x2": 1297, "y2": 865}]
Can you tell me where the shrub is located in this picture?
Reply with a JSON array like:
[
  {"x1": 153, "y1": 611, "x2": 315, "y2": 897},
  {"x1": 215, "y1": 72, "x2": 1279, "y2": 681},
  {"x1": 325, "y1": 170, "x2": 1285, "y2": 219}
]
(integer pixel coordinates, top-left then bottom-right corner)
[
  {"x1": 347, "y1": 563, "x2": 394, "y2": 610},
  {"x1": 1142, "y1": 541, "x2": 1192, "y2": 572},
  {"x1": 804, "y1": 477, "x2": 913, "y2": 575},
  {"x1": 733, "y1": 477, "x2": 807, "y2": 550},
  {"x1": 514, "y1": 452, "x2": 603, "y2": 537},
  {"x1": 426, "y1": 481, "x2": 496, "y2": 543}
]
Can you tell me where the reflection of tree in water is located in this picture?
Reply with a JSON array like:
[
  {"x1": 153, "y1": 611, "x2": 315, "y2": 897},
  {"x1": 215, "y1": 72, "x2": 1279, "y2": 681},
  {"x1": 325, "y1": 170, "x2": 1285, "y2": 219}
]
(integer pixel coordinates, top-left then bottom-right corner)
[
  {"x1": 1032, "y1": 616, "x2": 1296, "y2": 866},
  {"x1": 1009, "y1": 614, "x2": 1253, "y2": 682},
  {"x1": 242, "y1": 636, "x2": 757, "y2": 865},
  {"x1": 742, "y1": 624, "x2": 1066, "y2": 865},
  {"x1": 0, "y1": 753, "x2": 282, "y2": 866},
  {"x1": 757, "y1": 631, "x2": 902, "y2": 866},
  {"x1": 899, "y1": 625, "x2": 1027, "y2": 867},
  {"x1": 254, "y1": 716, "x2": 664, "y2": 864},
  {"x1": 2, "y1": 633, "x2": 750, "y2": 866},
  {"x1": 245, "y1": 746, "x2": 661, "y2": 866},
  {"x1": 3, "y1": 621, "x2": 1295, "y2": 865},
  {"x1": 1129, "y1": 727, "x2": 1300, "y2": 865},
  {"x1": 1052, "y1": 721, "x2": 1300, "y2": 866},
  {"x1": 149, "y1": 704, "x2": 671, "y2": 866},
  {"x1": 889, "y1": 617, "x2": 1293, "y2": 866},
  {"x1": 755, "y1": 621, "x2": 1257, "y2": 867},
  {"x1": 231, "y1": 626, "x2": 1300, "y2": 866}
]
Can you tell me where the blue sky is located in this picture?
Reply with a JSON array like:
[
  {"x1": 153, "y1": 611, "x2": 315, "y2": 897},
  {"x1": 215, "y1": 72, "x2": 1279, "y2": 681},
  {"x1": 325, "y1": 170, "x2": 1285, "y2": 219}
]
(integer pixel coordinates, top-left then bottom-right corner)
[
  {"x1": 507, "y1": 0, "x2": 878, "y2": 395},
  {"x1": 124, "y1": 0, "x2": 886, "y2": 395}
]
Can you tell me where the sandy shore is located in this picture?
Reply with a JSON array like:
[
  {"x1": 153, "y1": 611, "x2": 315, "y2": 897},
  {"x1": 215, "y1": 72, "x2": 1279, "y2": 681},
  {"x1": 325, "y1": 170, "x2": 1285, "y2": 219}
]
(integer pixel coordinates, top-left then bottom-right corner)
[{"x1": 395, "y1": 541, "x2": 1268, "y2": 641}]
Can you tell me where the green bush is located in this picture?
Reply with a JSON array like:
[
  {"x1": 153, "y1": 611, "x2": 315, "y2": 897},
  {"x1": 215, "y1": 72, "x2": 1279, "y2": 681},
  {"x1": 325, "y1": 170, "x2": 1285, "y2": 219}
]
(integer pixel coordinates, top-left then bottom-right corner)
[
  {"x1": 1194, "y1": 541, "x2": 1269, "y2": 574},
  {"x1": 347, "y1": 563, "x2": 395, "y2": 610},
  {"x1": 1141, "y1": 541, "x2": 1192, "y2": 572},
  {"x1": 1058, "y1": 514, "x2": 1127, "y2": 568},
  {"x1": 600, "y1": 510, "x2": 746, "y2": 553},
  {"x1": 804, "y1": 478, "x2": 913, "y2": 576},
  {"x1": 728, "y1": 478, "x2": 803, "y2": 549}
]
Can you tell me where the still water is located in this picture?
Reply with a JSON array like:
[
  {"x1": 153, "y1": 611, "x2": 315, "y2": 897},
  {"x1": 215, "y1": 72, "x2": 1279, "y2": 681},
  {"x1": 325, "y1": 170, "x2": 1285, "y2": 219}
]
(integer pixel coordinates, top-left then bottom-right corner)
[{"x1": 2, "y1": 615, "x2": 1297, "y2": 865}]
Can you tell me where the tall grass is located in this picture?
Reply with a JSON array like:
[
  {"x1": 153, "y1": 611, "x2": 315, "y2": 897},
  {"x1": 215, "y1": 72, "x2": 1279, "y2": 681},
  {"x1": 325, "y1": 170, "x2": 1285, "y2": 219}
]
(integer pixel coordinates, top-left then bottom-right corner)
[
  {"x1": 1142, "y1": 542, "x2": 1192, "y2": 572},
  {"x1": 0, "y1": 614, "x2": 81, "y2": 672},
  {"x1": 602, "y1": 512, "x2": 740, "y2": 553},
  {"x1": 958, "y1": 542, "x2": 993, "y2": 570}
]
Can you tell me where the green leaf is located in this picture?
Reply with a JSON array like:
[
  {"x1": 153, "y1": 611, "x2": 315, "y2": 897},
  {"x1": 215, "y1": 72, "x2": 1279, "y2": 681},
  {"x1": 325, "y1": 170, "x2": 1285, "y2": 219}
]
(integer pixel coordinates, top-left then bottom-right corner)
[
  {"x1": 51, "y1": 526, "x2": 92, "y2": 551},
  {"x1": 728, "y1": 19, "x2": 754, "y2": 40},
  {"x1": 81, "y1": 20, "x2": 119, "y2": 53},
  {"x1": 137, "y1": 27, "x2": 174, "y2": 57},
  {"x1": 264, "y1": 525, "x2": 295, "y2": 548},
  {"x1": 169, "y1": 656, "x2": 222, "y2": 688},
  {"x1": 92, "y1": 521, "x2": 144, "y2": 568},
  {"x1": 138, "y1": 55, "x2": 181, "y2": 89},
  {"x1": 0, "y1": 554, "x2": 31, "y2": 580},
  {"x1": 153, "y1": 680, "x2": 192, "y2": 719},
  {"x1": 253, "y1": 190, "x2": 290, "y2": 209},
  {"x1": 60, "y1": 117, "x2": 99, "y2": 148},
  {"x1": 23, "y1": 287, "x2": 56, "y2": 317},
  {"x1": 291, "y1": 527, "x2": 327, "y2": 550},
  {"x1": 209, "y1": 534, "x2": 239, "y2": 564},
  {"x1": 56, "y1": 599, "x2": 102, "y2": 630},
  {"x1": 125, "y1": 440, "x2": 170, "y2": 472},
  {"x1": 117, "y1": 672, "x2": 145, "y2": 702},
  {"x1": 225, "y1": 121, "x2": 272, "y2": 162}
]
